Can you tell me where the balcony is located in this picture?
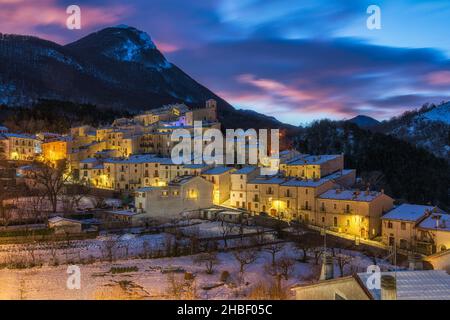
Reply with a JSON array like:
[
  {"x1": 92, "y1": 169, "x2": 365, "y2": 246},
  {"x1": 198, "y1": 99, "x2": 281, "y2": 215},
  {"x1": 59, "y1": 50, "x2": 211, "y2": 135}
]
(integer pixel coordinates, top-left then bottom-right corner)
[{"x1": 301, "y1": 206, "x2": 312, "y2": 211}]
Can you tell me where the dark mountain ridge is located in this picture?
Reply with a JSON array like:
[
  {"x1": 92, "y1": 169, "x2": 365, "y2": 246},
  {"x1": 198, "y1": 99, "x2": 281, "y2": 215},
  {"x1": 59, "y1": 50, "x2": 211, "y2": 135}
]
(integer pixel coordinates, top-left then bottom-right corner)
[{"x1": 0, "y1": 26, "x2": 297, "y2": 134}]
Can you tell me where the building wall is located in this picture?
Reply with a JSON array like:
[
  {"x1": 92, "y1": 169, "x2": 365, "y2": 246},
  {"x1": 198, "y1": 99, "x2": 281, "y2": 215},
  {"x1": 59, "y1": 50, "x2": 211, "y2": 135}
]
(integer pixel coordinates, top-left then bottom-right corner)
[
  {"x1": 230, "y1": 170, "x2": 259, "y2": 209},
  {"x1": 42, "y1": 140, "x2": 70, "y2": 162},
  {"x1": 202, "y1": 171, "x2": 233, "y2": 205},
  {"x1": 134, "y1": 177, "x2": 213, "y2": 221},
  {"x1": 2, "y1": 136, "x2": 41, "y2": 161},
  {"x1": 382, "y1": 219, "x2": 417, "y2": 249},
  {"x1": 316, "y1": 193, "x2": 393, "y2": 239}
]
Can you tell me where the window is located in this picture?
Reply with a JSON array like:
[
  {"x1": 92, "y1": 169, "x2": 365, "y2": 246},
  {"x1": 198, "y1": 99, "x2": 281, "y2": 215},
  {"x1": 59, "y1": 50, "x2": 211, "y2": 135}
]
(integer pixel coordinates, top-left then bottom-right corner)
[
  {"x1": 322, "y1": 217, "x2": 325, "y2": 223},
  {"x1": 401, "y1": 222, "x2": 406, "y2": 230},
  {"x1": 334, "y1": 203, "x2": 337, "y2": 210},
  {"x1": 333, "y1": 217, "x2": 338, "y2": 227},
  {"x1": 305, "y1": 189, "x2": 308, "y2": 195},
  {"x1": 346, "y1": 219, "x2": 350, "y2": 227},
  {"x1": 388, "y1": 221, "x2": 393, "y2": 229}
]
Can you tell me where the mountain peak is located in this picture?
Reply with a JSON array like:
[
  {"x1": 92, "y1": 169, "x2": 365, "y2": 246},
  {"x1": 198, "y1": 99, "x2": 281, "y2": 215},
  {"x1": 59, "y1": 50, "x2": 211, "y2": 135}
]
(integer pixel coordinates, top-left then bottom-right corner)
[
  {"x1": 66, "y1": 25, "x2": 170, "y2": 68},
  {"x1": 347, "y1": 115, "x2": 380, "y2": 128}
]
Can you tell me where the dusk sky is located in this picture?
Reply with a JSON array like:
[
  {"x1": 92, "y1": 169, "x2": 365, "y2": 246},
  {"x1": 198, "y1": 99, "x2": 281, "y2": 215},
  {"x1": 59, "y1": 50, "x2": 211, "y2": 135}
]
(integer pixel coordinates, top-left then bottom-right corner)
[{"x1": 1, "y1": 0, "x2": 450, "y2": 125}]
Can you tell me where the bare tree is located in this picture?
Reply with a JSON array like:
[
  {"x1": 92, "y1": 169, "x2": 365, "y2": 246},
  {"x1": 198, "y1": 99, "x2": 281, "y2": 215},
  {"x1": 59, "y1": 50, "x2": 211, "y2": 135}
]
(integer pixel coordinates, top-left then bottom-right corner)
[
  {"x1": 89, "y1": 189, "x2": 107, "y2": 209},
  {"x1": 219, "y1": 218, "x2": 236, "y2": 249},
  {"x1": 264, "y1": 243, "x2": 284, "y2": 267},
  {"x1": 232, "y1": 246, "x2": 259, "y2": 282},
  {"x1": 193, "y1": 251, "x2": 220, "y2": 274},
  {"x1": 277, "y1": 256, "x2": 295, "y2": 280},
  {"x1": 295, "y1": 233, "x2": 322, "y2": 263},
  {"x1": 102, "y1": 238, "x2": 118, "y2": 262},
  {"x1": 336, "y1": 249, "x2": 353, "y2": 277},
  {"x1": 29, "y1": 160, "x2": 71, "y2": 213},
  {"x1": 166, "y1": 273, "x2": 197, "y2": 300},
  {"x1": 0, "y1": 202, "x2": 14, "y2": 227}
]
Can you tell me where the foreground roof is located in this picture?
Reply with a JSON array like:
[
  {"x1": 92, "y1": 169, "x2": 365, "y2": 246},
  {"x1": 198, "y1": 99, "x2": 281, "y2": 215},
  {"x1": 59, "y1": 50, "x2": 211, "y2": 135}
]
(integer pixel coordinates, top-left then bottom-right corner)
[{"x1": 357, "y1": 270, "x2": 450, "y2": 300}]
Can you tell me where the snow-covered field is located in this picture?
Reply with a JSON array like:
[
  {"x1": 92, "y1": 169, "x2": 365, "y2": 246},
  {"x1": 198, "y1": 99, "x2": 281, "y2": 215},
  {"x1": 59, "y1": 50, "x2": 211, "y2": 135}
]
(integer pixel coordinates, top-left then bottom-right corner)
[{"x1": 0, "y1": 242, "x2": 392, "y2": 300}]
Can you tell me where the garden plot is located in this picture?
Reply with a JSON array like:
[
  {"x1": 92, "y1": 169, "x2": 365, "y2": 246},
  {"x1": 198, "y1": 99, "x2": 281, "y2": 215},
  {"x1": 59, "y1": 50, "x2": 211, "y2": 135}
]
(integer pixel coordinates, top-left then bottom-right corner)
[
  {"x1": 0, "y1": 232, "x2": 178, "y2": 266},
  {"x1": 178, "y1": 221, "x2": 271, "y2": 238},
  {"x1": 0, "y1": 242, "x2": 393, "y2": 300}
]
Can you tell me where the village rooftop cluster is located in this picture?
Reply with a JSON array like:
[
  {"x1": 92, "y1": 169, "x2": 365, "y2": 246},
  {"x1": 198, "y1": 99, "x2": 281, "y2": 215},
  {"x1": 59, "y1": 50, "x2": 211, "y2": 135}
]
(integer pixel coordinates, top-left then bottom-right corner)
[{"x1": 1, "y1": 100, "x2": 450, "y2": 300}]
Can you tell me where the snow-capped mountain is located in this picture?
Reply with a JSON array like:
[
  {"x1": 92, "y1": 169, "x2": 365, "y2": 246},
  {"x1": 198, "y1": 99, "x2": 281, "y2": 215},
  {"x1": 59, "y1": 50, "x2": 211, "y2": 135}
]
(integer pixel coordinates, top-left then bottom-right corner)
[
  {"x1": 66, "y1": 25, "x2": 170, "y2": 69},
  {"x1": 0, "y1": 26, "x2": 293, "y2": 132},
  {"x1": 377, "y1": 102, "x2": 450, "y2": 160},
  {"x1": 420, "y1": 102, "x2": 450, "y2": 125}
]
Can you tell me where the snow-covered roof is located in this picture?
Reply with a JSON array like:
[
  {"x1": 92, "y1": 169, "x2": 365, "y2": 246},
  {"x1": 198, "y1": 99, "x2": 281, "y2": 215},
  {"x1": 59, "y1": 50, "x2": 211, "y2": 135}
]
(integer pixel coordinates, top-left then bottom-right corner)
[
  {"x1": 136, "y1": 186, "x2": 163, "y2": 192},
  {"x1": 48, "y1": 216, "x2": 82, "y2": 224},
  {"x1": 1, "y1": 132, "x2": 38, "y2": 140},
  {"x1": 381, "y1": 204, "x2": 435, "y2": 222},
  {"x1": 80, "y1": 157, "x2": 98, "y2": 164},
  {"x1": 232, "y1": 166, "x2": 258, "y2": 175},
  {"x1": 357, "y1": 270, "x2": 450, "y2": 300},
  {"x1": 418, "y1": 212, "x2": 450, "y2": 232},
  {"x1": 202, "y1": 166, "x2": 234, "y2": 175},
  {"x1": 248, "y1": 175, "x2": 286, "y2": 185},
  {"x1": 104, "y1": 154, "x2": 172, "y2": 165},
  {"x1": 281, "y1": 169, "x2": 354, "y2": 187},
  {"x1": 169, "y1": 175, "x2": 198, "y2": 186},
  {"x1": 287, "y1": 154, "x2": 341, "y2": 165},
  {"x1": 318, "y1": 189, "x2": 382, "y2": 202},
  {"x1": 183, "y1": 163, "x2": 209, "y2": 169}
]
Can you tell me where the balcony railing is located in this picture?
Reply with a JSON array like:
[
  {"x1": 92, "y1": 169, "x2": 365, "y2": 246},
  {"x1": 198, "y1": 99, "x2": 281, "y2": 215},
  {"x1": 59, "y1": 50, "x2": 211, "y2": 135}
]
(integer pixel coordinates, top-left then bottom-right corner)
[{"x1": 301, "y1": 206, "x2": 312, "y2": 211}]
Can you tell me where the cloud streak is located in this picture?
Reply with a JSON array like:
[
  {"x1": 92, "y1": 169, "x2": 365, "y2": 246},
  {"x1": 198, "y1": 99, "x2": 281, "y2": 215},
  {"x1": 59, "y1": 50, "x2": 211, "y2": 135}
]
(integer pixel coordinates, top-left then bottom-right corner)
[{"x1": 1, "y1": 0, "x2": 449, "y2": 124}]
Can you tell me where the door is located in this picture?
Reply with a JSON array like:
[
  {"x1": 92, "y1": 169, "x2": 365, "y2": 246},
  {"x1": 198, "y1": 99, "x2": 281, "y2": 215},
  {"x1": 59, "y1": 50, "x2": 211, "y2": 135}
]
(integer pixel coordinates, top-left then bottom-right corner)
[{"x1": 389, "y1": 236, "x2": 395, "y2": 247}]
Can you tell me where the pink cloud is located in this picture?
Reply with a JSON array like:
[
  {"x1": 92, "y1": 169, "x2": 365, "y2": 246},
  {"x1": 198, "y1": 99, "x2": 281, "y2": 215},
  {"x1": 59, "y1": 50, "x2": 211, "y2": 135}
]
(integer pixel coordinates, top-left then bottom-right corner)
[
  {"x1": 0, "y1": 0, "x2": 131, "y2": 43},
  {"x1": 237, "y1": 74, "x2": 315, "y2": 102},
  {"x1": 427, "y1": 71, "x2": 450, "y2": 85},
  {"x1": 153, "y1": 40, "x2": 180, "y2": 53}
]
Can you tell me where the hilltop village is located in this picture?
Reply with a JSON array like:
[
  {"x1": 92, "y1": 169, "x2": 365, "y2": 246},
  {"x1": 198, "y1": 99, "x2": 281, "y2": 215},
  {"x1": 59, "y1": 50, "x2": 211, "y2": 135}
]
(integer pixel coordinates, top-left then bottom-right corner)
[{"x1": 1, "y1": 100, "x2": 449, "y2": 299}]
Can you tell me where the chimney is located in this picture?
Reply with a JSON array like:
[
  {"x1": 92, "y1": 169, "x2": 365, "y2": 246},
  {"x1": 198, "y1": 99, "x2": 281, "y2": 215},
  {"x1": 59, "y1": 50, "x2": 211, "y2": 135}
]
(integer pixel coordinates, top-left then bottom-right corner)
[
  {"x1": 319, "y1": 253, "x2": 334, "y2": 280},
  {"x1": 381, "y1": 275, "x2": 397, "y2": 300}
]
